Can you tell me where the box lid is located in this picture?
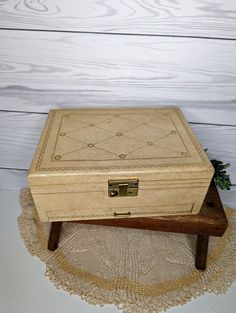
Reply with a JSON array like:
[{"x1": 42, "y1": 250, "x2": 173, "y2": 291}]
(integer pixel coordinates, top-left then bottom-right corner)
[{"x1": 28, "y1": 108, "x2": 214, "y2": 186}]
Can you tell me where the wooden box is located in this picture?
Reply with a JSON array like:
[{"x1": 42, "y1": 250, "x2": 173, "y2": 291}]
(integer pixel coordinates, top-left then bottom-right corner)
[{"x1": 28, "y1": 108, "x2": 214, "y2": 222}]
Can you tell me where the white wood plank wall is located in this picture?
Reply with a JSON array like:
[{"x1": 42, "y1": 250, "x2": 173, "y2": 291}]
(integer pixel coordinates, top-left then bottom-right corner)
[{"x1": 0, "y1": 0, "x2": 235, "y2": 207}]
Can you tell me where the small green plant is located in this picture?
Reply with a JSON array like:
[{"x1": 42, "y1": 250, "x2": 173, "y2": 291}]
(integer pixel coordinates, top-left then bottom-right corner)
[
  {"x1": 205, "y1": 149, "x2": 232, "y2": 190},
  {"x1": 211, "y1": 159, "x2": 232, "y2": 190}
]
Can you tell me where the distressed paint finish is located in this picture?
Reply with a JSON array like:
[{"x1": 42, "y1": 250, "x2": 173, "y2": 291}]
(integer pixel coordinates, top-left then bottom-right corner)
[
  {"x1": 0, "y1": 0, "x2": 236, "y2": 39},
  {"x1": 0, "y1": 31, "x2": 236, "y2": 114},
  {"x1": 1, "y1": 88, "x2": 236, "y2": 126}
]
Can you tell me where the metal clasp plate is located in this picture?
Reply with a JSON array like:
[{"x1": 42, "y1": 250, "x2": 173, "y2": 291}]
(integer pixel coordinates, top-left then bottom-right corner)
[{"x1": 108, "y1": 179, "x2": 139, "y2": 197}]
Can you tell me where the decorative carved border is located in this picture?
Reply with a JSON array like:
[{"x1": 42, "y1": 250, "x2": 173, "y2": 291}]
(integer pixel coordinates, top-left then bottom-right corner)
[
  {"x1": 175, "y1": 108, "x2": 206, "y2": 162},
  {"x1": 36, "y1": 110, "x2": 56, "y2": 172},
  {"x1": 46, "y1": 203, "x2": 194, "y2": 221},
  {"x1": 35, "y1": 108, "x2": 212, "y2": 172}
]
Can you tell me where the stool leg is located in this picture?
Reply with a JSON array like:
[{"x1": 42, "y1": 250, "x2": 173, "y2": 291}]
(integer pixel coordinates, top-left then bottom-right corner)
[
  {"x1": 48, "y1": 222, "x2": 63, "y2": 251},
  {"x1": 195, "y1": 234, "x2": 209, "y2": 270}
]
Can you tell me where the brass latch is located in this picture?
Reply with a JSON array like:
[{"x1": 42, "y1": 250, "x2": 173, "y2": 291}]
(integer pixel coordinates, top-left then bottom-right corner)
[{"x1": 108, "y1": 179, "x2": 139, "y2": 197}]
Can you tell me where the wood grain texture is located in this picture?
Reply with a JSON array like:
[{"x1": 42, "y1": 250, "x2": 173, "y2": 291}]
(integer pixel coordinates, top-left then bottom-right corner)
[
  {"x1": 218, "y1": 187, "x2": 236, "y2": 209},
  {"x1": 48, "y1": 221, "x2": 63, "y2": 251},
  {"x1": 195, "y1": 235, "x2": 209, "y2": 270},
  {"x1": 0, "y1": 169, "x2": 28, "y2": 190},
  {"x1": 191, "y1": 124, "x2": 236, "y2": 179},
  {"x1": 1, "y1": 87, "x2": 236, "y2": 125},
  {"x1": 0, "y1": 0, "x2": 236, "y2": 39},
  {"x1": 0, "y1": 111, "x2": 236, "y2": 182},
  {"x1": 1, "y1": 30, "x2": 236, "y2": 125},
  {"x1": 0, "y1": 112, "x2": 47, "y2": 169}
]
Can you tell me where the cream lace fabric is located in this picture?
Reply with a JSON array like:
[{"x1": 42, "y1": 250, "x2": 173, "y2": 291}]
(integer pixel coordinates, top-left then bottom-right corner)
[{"x1": 18, "y1": 188, "x2": 236, "y2": 313}]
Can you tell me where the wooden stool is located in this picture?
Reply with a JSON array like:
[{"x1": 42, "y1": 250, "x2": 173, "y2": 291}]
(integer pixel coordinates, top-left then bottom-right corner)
[{"x1": 48, "y1": 183, "x2": 228, "y2": 270}]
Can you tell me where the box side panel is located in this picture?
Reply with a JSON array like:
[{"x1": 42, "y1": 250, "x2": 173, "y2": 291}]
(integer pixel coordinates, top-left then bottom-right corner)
[
  {"x1": 32, "y1": 179, "x2": 210, "y2": 222},
  {"x1": 28, "y1": 163, "x2": 214, "y2": 186},
  {"x1": 27, "y1": 110, "x2": 54, "y2": 180}
]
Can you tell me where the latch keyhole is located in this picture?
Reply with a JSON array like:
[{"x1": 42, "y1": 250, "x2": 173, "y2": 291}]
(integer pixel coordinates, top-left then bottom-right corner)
[{"x1": 109, "y1": 190, "x2": 119, "y2": 197}]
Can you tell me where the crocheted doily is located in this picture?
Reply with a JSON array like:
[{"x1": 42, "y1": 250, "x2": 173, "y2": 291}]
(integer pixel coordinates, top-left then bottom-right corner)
[{"x1": 18, "y1": 188, "x2": 236, "y2": 313}]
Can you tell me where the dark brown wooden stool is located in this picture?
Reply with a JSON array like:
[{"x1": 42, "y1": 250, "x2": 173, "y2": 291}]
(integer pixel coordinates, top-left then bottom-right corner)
[{"x1": 48, "y1": 182, "x2": 228, "y2": 270}]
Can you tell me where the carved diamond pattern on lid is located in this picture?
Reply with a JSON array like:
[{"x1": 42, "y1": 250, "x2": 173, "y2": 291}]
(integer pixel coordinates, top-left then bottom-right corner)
[
  {"x1": 96, "y1": 135, "x2": 145, "y2": 156},
  {"x1": 60, "y1": 115, "x2": 89, "y2": 133},
  {"x1": 146, "y1": 115, "x2": 176, "y2": 131},
  {"x1": 124, "y1": 124, "x2": 170, "y2": 142},
  {"x1": 119, "y1": 113, "x2": 168, "y2": 125},
  {"x1": 67, "y1": 126, "x2": 114, "y2": 144},
  {"x1": 53, "y1": 112, "x2": 189, "y2": 161},
  {"x1": 97, "y1": 116, "x2": 140, "y2": 133},
  {"x1": 58, "y1": 145, "x2": 118, "y2": 160},
  {"x1": 69, "y1": 114, "x2": 114, "y2": 125},
  {"x1": 127, "y1": 144, "x2": 183, "y2": 158},
  {"x1": 54, "y1": 136, "x2": 87, "y2": 160},
  {"x1": 155, "y1": 132, "x2": 188, "y2": 155}
]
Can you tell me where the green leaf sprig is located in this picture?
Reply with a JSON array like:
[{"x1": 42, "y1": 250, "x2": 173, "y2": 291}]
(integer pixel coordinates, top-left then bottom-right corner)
[
  {"x1": 204, "y1": 148, "x2": 232, "y2": 190},
  {"x1": 211, "y1": 159, "x2": 232, "y2": 190}
]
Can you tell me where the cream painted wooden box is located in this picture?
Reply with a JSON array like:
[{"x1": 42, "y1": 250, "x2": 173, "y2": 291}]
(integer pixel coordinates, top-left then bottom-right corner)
[{"x1": 28, "y1": 108, "x2": 214, "y2": 222}]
